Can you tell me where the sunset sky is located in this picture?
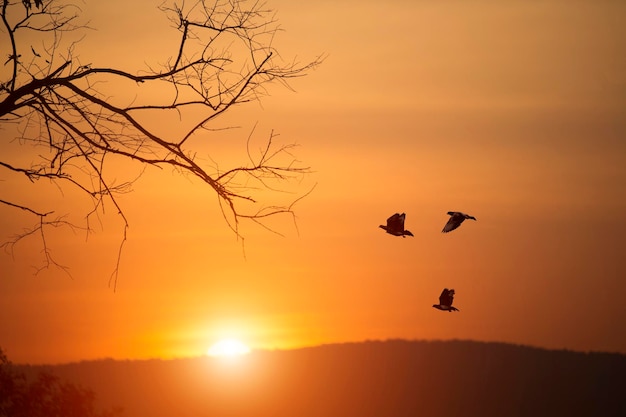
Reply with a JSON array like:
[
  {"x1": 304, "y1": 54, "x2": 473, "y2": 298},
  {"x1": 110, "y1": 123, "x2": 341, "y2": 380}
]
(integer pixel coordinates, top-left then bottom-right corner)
[{"x1": 1, "y1": 0, "x2": 626, "y2": 364}]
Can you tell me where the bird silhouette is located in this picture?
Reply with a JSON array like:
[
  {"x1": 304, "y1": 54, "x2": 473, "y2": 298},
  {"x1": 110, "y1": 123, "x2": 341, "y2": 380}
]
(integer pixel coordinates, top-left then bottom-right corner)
[
  {"x1": 379, "y1": 213, "x2": 414, "y2": 237},
  {"x1": 433, "y1": 288, "x2": 459, "y2": 312},
  {"x1": 442, "y1": 211, "x2": 476, "y2": 233}
]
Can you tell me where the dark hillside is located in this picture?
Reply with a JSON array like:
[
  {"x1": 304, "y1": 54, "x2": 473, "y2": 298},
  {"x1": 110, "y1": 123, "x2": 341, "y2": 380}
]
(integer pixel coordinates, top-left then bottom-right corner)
[{"x1": 18, "y1": 340, "x2": 626, "y2": 417}]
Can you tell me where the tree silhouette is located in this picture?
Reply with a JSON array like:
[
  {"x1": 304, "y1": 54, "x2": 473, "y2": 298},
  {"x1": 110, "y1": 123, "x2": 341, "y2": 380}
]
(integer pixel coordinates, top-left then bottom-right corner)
[
  {"x1": 0, "y1": 348, "x2": 123, "y2": 417},
  {"x1": 0, "y1": 0, "x2": 321, "y2": 285}
]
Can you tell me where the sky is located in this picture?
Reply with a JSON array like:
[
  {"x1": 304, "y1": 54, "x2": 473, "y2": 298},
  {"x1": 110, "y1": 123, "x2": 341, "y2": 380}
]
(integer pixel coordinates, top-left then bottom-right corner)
[{"x1": 1, "y1": 0, "x2": 626, "y2": 364}]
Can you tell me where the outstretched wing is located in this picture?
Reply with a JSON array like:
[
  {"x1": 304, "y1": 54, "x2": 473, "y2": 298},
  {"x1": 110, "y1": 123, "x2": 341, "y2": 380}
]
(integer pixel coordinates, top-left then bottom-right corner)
[
  {"x1": 397, "y1": 213, "x2": 406, "y2": 229},
  {"x1": 386, "y1": 213, "x2": 404, "y2": 233},
  {"x1": 447, "y1": 289, "x2": 455, "y2": 306},
  {"x1": 439, "y1": 288, "x2": 450, "y2": 306},
  {"x1": 386, "y1": 213, "x2": 399, "y2": 226},
  {"x1": 442, "y1": 212, "x2": 463, "y2": 233},
  {"x1": 439, "y1": 288, "x2": 455, "y2": 306}
]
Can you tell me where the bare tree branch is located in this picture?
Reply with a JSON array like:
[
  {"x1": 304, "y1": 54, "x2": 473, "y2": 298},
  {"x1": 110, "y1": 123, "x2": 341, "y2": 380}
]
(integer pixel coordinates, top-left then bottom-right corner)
[{"x1": 0, "y1": 0, "x2": 323, "y2": 286}]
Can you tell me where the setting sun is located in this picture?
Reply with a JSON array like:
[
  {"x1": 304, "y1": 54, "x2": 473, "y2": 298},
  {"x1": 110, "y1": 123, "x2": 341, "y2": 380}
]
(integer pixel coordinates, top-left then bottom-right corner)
[{"x1": 207, "y1": 339, "x2": 251, "y2": 357}]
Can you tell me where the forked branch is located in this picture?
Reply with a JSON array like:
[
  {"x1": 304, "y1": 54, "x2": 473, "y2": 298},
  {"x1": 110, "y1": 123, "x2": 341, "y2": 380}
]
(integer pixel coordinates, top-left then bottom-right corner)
[{"x1": 0, "y1": 0, "x2": 323, "y2": 285}]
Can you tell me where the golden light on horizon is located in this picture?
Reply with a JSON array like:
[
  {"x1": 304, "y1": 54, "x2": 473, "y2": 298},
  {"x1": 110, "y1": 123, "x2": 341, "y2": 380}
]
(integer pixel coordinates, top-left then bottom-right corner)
[
  {"x1": 2, "y1": 0, "x2": 626, "y2": 366},
  {"x1": 207, "y1": 339, "x2": 251, "y2": 357}
]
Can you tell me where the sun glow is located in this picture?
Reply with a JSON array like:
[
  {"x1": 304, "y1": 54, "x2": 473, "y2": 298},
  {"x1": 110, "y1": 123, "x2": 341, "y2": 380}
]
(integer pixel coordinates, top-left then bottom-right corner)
[{"x1": 207, "y1": 338, "x2": 251, "y2": 357}]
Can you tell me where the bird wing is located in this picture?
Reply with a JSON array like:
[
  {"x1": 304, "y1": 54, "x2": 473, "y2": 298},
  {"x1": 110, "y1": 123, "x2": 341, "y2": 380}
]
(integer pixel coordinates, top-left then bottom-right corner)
[
  {"x1": 386, "y1": 213, "x2": 403, "y2": 233},
  {"x1": 398, "y1": 213, "x2": 406, "y2": 228},
  {"x1": 386, "y1": 213, "x2": 399, "y2": 226},
  {"x1": 448, "y1": 289, "x2": 455, "y2": 306},
  {"x1": 442, "y1": 215, "x2": 463, "y2": 233},
  {"x1": 439, "y1": 288, "x2": 450, "y2": 305}
]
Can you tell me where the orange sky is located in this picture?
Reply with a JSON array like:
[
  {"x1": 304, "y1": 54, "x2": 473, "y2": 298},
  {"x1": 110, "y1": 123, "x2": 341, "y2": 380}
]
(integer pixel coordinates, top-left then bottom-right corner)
[{"x1": 1, "y1": 0, "x2": 626, "y2": 364}]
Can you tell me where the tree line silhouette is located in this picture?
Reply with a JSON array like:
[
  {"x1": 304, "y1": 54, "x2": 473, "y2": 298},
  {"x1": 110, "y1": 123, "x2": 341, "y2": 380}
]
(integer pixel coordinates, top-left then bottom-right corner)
[
  {"x1": 0, "y1": 348, "x2": 122, "y2": 417},
  {"x1": 10, "y1": 340, "x2": 626, "y2": 417}
]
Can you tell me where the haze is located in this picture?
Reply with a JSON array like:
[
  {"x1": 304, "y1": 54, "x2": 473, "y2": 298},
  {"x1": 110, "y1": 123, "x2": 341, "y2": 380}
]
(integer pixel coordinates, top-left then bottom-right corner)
[{"x1": 1, "y1": 0, "x2": 625, "y2": 364}]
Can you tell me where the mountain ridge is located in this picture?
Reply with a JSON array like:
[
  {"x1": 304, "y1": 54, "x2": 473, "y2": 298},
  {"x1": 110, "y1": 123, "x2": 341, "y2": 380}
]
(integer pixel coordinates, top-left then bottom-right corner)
[
  {"x1": 17, "y1": 338, "x2": 626, "y2": 366},
  {"x1": 16, "y1": 339, "x2": 626, "y2": 417}
]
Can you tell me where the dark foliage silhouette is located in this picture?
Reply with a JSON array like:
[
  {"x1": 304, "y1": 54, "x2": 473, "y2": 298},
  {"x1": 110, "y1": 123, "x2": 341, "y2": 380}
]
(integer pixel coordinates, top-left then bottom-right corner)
[{"x1": 0, "y1": 348, "x2": 122, "y2": 417}]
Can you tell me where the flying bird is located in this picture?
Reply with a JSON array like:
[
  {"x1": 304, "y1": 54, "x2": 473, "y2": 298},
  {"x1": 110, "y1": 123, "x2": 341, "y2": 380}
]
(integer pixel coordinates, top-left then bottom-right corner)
[
  {"x1": 433, "y1": 288, "x2": 459, "y2": 312},
  {"x1": 442, "y1": 211, "x2": 476, "y2": 233},
  {"x1": 379, "y1": 213, "x2": 414, "y2": 237}
]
